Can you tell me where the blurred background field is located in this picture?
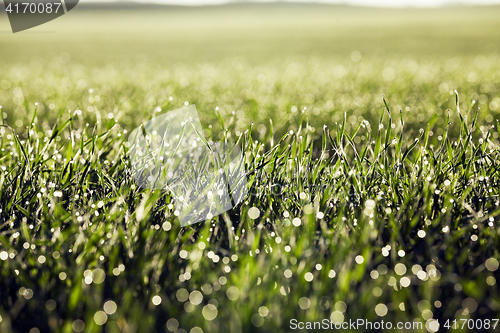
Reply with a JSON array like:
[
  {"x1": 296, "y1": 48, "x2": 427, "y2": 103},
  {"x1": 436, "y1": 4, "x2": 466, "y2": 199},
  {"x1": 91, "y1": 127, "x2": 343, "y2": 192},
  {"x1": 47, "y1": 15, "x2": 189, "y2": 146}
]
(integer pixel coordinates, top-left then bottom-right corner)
[
  {"x1": 1, "y1": 3, "x2": 500, "y2": 64},
  {"x1": 1, "y1": 3, "x2": 500, "y2": 138}
]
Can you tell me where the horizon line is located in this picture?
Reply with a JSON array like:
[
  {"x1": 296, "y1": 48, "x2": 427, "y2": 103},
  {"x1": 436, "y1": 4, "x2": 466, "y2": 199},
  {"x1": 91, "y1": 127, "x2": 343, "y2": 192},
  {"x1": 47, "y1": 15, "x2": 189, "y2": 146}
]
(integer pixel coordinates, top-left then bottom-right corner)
[{"x1": 82, "y1": 0, "x2": 500, "y2": 8}]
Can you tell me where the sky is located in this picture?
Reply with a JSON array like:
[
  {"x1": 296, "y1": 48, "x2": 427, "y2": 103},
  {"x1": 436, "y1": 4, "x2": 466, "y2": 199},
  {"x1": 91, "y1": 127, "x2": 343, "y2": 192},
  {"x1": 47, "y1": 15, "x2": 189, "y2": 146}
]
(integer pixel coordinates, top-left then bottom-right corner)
[{"x1": 87, "y1": 0, "x2": 500, "y2": 6}]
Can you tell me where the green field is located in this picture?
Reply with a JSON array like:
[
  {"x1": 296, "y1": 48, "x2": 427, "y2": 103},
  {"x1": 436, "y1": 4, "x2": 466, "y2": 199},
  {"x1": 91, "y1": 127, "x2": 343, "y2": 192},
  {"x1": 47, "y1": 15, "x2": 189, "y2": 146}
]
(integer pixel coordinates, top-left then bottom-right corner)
[
  {"x1": 1, "y1": 3, "x2": 500, "y2": 333},
  {"x1": 1, "y1": 3, "x2": 500, "y2": 64}
]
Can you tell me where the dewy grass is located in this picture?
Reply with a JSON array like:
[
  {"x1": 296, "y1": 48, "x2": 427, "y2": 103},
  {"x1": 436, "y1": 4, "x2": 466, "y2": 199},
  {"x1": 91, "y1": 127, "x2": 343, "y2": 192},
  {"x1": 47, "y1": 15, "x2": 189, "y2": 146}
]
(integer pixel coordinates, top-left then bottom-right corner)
[
  {"x1": 2, "y1": 5, "x2": 500, "y2": 332},
  {"x1": 0, "y1": 77, "x2": 500, "y2": 332}
]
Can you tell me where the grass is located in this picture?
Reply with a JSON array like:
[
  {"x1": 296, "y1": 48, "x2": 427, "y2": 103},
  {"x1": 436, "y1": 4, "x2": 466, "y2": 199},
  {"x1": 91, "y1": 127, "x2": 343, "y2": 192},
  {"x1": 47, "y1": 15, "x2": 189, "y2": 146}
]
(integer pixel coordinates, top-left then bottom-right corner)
[{"x1": 1, "y1": 3, "x2": 500, "y2": 333}]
